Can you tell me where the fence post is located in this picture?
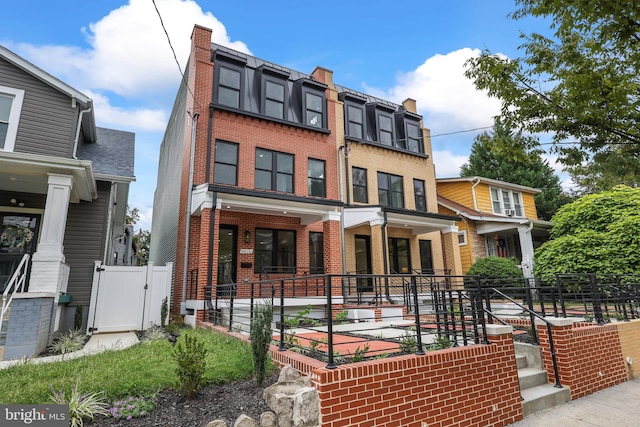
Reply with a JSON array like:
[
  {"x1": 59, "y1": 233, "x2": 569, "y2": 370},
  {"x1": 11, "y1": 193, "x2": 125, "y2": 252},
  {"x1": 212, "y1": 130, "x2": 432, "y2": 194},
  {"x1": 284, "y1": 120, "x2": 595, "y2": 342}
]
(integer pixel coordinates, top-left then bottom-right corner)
[
  {"x1": 326, "y1": 275, "x2": 336, "y2": 368},
  {"x1": 525, "y1": 285, "x2": 539, "y2": 345},
  {"x1": 227, "y1": 286, "x2": 234, "y2": 332},
  {"x1": 278, "y1": 279, "x2": 286, "y2": 351},
  {"x1": 474, "y1": 277, "x2": 490, "y2": 344},
  {"x1": 590, "y1": 274, "x2": 604, "y2": 325},
  {"x1": 411, "y1": 276, "x2": 425, "y2": 355}
]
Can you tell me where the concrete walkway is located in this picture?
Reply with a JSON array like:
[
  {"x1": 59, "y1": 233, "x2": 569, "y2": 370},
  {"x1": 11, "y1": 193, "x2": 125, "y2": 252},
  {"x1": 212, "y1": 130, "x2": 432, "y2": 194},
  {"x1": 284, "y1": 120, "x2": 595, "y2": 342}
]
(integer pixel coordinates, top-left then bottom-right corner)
[
  {"x1": 0, "y1": 332, "x2": 139, "y2": 370},
  {"x1": 509, "y1": 377, "x2": 640, "y2": 426}
]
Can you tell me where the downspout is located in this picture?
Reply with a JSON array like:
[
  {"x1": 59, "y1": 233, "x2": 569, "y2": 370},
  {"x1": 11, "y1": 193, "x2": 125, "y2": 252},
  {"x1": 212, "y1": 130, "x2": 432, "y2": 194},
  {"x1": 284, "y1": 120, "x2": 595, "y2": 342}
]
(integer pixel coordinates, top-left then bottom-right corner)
[
  {"x1": 181, "y1": 112, "x2": 200, "y2": 315},
  {"x1": 381, "y1": 210, "x2": 394, "y2": 303},
  {"x1": 206, "y1": 106, "x2": 216, "y2": 321},
  {"x1": 339, "y1": 142, "x2": 350, "y2": 275},
  {"x1": 72, "y1": 105, "x2": 92, "y2": 159},
  {"x1": 471, "y1": 177, "x2": 481, "y2": 211}
]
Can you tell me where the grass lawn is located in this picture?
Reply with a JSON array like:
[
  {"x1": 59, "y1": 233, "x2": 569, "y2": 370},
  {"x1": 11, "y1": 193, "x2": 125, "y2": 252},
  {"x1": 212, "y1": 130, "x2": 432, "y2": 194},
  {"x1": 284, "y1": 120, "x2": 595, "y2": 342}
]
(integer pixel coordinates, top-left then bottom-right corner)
[{"x1": 0, "y1": 328, "x2": 261, "y2": 404}]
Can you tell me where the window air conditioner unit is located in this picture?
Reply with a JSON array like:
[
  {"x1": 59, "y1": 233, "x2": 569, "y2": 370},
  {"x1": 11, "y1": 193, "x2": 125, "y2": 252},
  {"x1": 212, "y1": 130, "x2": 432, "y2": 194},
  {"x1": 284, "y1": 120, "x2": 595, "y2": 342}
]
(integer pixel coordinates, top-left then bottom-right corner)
[{"x1": 505, "y1": 209, "x2": 516, "y2": 216}]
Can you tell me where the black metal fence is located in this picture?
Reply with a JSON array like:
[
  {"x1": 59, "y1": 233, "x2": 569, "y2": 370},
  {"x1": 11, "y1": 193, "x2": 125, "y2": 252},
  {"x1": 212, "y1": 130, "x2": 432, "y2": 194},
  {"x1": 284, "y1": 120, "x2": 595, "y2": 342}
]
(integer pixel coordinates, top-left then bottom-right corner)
[{"x1": 206, "y1": 272, "x2": 640, "y2": 375}]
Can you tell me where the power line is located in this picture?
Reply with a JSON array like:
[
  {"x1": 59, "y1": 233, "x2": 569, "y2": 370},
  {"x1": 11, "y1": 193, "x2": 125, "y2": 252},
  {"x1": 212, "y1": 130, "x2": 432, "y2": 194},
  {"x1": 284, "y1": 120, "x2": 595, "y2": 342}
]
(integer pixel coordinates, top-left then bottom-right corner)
[
  {"x1": 430, "y1": 126, "x2": 494, "y2": 138},
  {"x1": 151, "y1": 0, "x2": 201, "y2": 116}
]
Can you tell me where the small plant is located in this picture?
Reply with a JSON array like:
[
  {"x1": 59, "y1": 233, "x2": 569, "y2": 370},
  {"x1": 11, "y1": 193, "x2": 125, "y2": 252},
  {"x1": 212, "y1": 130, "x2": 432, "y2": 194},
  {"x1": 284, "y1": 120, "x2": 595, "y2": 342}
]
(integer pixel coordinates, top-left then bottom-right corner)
[
  {"x1": 160, "y1": 297, "x2": 169, "y2": 328},
  {"x1": 74, "y1": 305, "x2": 84, "y2": 330},
  {"x1": 334, "y1": 310, "x2": 349, "y2": 324},
  {"x1": 284, "y1": 305, "x2": 320, "y2": 328},
  {"x1": 141, "y1": 325, "x2": 167, "y2": 342},
  {"x1": 583, "y1": 313, "x2": 594, "y2": 323},
  {"x1": 172, "y1": 333, "x2": 207, "y2": 398},
  {"x1": 108, "y1": 396, "x2": 156, "y2": 421},
  {"x1": 250, "y1": 302, "x2": 273, "y2": 386},
  {"x1": 350, "y1": 344, "x2": 370, "y2": 362},
  {"x1": 428, "y1": 335, "x2": 452, "y2": 351},
  {"x1": 399, "y1": 330, "x2": 417, "y2": 354},
  {"x1": 615, "y1": 312, "x2": 626, "y2": 322},
  {"x1": 50, "y1": 382, "x2": 108, "y2": 427},
  {"x1": 50, "y1": 328, "x2": 86, "y2": 356}
]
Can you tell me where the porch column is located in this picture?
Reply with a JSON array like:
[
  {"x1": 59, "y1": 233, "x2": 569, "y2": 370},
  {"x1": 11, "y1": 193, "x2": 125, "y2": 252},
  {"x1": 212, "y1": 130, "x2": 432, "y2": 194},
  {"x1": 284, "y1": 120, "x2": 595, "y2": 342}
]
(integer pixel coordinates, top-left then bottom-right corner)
[
  {"x1": 518, "y1": 224, "x2": 535, "y2": 279},
  {"x1": 29, "y1": 173, "x2": 73, "y2": 294},
  {"x1": 441, "y1": 225, "x2": 463, "y2": 278}
]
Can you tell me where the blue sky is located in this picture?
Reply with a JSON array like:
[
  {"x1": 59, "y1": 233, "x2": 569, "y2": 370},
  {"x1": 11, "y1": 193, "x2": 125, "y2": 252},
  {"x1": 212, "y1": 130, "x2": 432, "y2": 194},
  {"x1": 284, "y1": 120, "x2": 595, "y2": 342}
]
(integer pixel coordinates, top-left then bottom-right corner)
[{"x1": 0, "y1": 0, "x2": 561, "y2": 231}]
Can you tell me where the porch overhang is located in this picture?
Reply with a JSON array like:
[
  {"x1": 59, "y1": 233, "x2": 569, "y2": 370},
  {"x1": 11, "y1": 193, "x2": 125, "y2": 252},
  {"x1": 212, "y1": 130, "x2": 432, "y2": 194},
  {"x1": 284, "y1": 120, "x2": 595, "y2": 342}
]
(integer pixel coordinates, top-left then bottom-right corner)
[
  {"x1": 0, "y1": 151, "x2": 97, "y2": 202},
  {"x1": 344, "y1": 206, "x2": 460, "y2": 235},
  {"x1": 476, "y1": 218, "x2": 552, "y2": 235},
  {"x1": 192, "y1": 184, "x2": 342, "y2": 224}
]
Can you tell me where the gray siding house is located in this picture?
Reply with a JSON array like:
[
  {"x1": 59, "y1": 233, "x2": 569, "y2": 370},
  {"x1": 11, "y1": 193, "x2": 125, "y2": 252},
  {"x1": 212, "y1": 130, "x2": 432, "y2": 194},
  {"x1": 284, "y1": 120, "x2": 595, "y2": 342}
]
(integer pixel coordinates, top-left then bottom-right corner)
[{"x1": 0, "y1": 45, "x2": 135, "y2": 360}]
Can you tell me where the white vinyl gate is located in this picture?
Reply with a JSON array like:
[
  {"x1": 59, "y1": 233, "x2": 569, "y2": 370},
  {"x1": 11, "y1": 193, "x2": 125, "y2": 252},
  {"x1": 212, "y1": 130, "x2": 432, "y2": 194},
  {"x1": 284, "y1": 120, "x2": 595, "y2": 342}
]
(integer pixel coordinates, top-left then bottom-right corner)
[{"x1": 87, "y1": 261, "x2": 173, "y2": 334}]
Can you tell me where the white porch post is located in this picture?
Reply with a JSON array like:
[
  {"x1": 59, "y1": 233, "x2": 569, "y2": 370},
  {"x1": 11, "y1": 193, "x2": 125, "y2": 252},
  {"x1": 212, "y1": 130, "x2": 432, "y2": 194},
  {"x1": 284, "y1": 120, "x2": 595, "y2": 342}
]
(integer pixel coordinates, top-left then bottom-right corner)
[
  {"x1": 518, "y1": 224, "x2": 535, "y2": 279},
  {"x1": 29, "y1": 173, "x2": 73, "y2": 295}
]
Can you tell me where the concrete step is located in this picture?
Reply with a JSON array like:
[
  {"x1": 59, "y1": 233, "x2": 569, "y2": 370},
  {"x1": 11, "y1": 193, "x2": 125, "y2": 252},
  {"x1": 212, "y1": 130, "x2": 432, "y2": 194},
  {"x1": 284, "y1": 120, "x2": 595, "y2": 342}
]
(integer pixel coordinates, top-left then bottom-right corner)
[
  {"x1": 518, "y1": 367, "x2": 550, "y2": 390},
  {"x1": 521, "y1": 383, "x2": 571, "y2": 417},
  {"x1": 516, "y1": 354, "x2": 527, "y2": 369}
]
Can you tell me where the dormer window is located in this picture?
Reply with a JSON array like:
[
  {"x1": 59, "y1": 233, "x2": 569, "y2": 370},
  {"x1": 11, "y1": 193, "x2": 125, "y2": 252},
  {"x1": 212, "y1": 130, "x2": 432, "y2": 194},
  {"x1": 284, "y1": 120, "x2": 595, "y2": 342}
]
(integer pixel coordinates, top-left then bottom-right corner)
[
  {"x1": 347, "y1": 105, "x2": 364, "y2": 139},
  {"x1": 491, "y1": 187, "x2": 523, "y2": 216},
  {"x1": 406, "y1": 121, "x2": 422, "y2": 153},
  {"x1": 395, "y1": 109, "x2": 424, "y2": 154},
  {"x1": 213, "y1": 51, "x2": 247, "y2": 110},
  {"x1": 378, "y1": 113, "x2": 394, "y2": 146},
  {"x1": 265, "y1": 81, "x2": 285, "y2": 119},
  {"x1": 258, "y1": 64, "x2": 290, "y2": 121},
  {"x1": 305, "y1": 92, "x2": 323, "y2": 128}
]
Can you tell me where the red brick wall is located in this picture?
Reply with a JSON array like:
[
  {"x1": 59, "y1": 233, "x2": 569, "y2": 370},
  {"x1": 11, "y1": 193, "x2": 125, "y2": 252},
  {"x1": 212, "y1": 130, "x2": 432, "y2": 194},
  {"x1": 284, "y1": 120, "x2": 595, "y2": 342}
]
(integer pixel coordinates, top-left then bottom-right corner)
[{"x1": 537, "y1": 322, "x2": 627, "y2": 399}]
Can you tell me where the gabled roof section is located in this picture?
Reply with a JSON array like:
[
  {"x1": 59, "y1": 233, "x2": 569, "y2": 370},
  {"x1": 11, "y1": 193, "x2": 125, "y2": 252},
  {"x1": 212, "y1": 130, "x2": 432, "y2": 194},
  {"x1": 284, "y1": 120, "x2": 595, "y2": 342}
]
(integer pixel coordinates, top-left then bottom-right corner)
[
  {"x1": 0, "y1": 44, "x2": 97, "y2": 142},
  {"x1": 436, "y1": 176, "x2": 542, "y2": 194},
  {"x1": 76, "y1": 127, "x2": 135, "y2": 182}
]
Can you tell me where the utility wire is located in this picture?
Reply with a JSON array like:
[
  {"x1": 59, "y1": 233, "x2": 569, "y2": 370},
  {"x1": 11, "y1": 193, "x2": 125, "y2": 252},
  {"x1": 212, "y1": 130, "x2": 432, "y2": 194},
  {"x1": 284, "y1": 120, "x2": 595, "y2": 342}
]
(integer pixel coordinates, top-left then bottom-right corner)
[{"x1": 152, "y1": 0, "x2": 201, "y2": 116}]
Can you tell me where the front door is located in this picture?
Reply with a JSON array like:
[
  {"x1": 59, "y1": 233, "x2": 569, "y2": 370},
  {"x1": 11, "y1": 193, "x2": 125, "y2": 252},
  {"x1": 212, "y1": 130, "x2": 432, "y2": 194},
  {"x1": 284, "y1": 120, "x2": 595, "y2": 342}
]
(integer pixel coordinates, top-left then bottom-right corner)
[
  {"x1": 355, "y1": 235, "x2": 372, "y2": 292},
  {"x1": 0, "y1": 213, "x2": 40, "y2": 291},
  {"x1": 388, "y1": 237, "x2": 411, "y2": 274},
  {"x1": 217, "y1": 225, "x2": 237, "y2": 295}
]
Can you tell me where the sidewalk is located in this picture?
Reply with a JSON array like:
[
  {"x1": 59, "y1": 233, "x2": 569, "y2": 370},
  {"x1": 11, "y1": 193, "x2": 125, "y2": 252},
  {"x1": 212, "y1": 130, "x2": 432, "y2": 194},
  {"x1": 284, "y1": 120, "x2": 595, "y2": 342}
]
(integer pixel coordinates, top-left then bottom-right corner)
[
  {"x1": 509, "y1": 377, "x2": 640, "y2": 426},
  {"x1": 0, "y1": 332, "x2": 138, "y2": 370}
]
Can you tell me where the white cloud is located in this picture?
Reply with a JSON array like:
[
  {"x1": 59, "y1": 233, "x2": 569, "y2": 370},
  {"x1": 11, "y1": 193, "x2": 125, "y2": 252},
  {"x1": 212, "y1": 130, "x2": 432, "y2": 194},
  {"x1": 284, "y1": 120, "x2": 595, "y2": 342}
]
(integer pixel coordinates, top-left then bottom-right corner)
[
  {"x1": 365, "y1": 48, "x2": 501, "y2": 134},
  {"x1": 433, "y1": 150, "x2": 469, "y2": 178},
  {"x1": 87, "y1": 91, "x2": 166, "y2": 131},
  {"x1": 9, "y1": 0, "x2": 250, "y2": 104}
]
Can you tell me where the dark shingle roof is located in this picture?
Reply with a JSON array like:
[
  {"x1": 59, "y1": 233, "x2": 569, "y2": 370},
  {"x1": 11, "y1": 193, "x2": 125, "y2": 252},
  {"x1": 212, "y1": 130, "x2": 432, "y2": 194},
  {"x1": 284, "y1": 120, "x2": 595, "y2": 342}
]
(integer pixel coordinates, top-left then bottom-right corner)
[{"x1": 76, "y1": 127, "x2": 135, "y2": 178}]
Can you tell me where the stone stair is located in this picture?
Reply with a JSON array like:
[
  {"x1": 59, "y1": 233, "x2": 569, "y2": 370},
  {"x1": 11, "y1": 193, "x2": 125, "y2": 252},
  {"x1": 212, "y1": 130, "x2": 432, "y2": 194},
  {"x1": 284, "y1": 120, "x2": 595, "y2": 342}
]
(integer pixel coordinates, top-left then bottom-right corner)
[{"x1": 515, "y1": 342, "x2": 571, "y2": 416}]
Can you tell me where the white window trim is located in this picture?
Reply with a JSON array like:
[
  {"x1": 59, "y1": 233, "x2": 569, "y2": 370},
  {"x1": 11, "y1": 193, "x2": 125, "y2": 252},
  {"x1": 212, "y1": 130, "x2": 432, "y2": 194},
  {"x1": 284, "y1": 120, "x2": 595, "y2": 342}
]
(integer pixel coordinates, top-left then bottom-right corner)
[
  {"x1": 0, "y1": 85, "x2": 25, "y2": 152},
  {"x1": 458, "y1": 230, "x2": 468, "y2": 246},
  {"x1": 490, "y1": 186, "x2": 523, "y2": 217}
]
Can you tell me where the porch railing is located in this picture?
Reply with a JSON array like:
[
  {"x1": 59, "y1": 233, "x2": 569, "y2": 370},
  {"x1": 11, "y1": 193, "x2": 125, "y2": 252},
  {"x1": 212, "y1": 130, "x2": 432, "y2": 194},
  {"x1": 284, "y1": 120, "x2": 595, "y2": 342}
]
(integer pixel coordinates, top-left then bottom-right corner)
[{"x1": 0, "y1": 254, "x2": 30, "y2": 329}]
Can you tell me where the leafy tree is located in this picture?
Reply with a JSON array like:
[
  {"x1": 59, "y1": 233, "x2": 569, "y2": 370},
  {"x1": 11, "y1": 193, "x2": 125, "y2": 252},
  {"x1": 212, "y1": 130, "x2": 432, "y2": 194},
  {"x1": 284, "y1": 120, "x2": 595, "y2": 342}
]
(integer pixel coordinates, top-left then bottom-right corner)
[
  {"x1": 126, "y1": 206, "x2": 151, "y2": 266},
  {"x1": 460, "y1": 118, "x2": 569, "y2": 220},
  {"x1": 465, "y1": 0, "x2": 640, "y2": 192},
  {"x1": 534, "y1": 185, "x2": 640, "y2": 276}
]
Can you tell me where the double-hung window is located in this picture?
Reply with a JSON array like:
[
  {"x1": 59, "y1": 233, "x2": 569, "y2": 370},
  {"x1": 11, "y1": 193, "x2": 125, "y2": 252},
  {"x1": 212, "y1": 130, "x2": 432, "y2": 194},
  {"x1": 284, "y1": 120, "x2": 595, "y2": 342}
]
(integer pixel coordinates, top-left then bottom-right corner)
[
  {"x1": 265, "y1": 81, "x2": 285, "y2": 119},
  {"x1": 347, "y1": 105, "x2": 364, "y2": 139},
  {"x1": 352, "y1": 167, "x2": 368, "y2": 203},
  {"x1": 217, "y1": 66, "x2": 242, "y2": 108},
  {"x1": 406, "y1": 121, "x2": 422, "y2": 153},
  {"x1": 0, "y1": 86, "x2": 25, "y2": 152},
  {"x1": 308, "y1": 158, "x2": 325, "y2": 197},
  {"x1": 255, "y1": 148, "x2": 294, "y2": 193},
  {"x1": 378, "y1": 172, "x2": 404, "y2": 208},
  {"x1": 213, "y1": 140, "x2": 238, "y2": 185},
  {"x1": 490, "y1": 187, "x2": 524, "y2": 216},
  {"x1": 378, "y1": 113, "x2": 394, "y2": 146},
  {"x1": 305, "y1": 92, "x2": 323, "y2": 128},
  {"x1": 413, "y1": 179, "x2": 426, "y2": 211},
  {"x1": 255, "y1": 228, "x2": 296, "y2": 272}
]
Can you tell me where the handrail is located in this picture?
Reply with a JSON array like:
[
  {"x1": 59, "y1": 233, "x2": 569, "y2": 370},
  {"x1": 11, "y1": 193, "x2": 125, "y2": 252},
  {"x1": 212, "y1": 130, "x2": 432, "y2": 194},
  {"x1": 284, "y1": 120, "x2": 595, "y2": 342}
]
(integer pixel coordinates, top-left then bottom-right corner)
[
  {"x1": 483, "y1": 286, "x2": 563, "y2": 389},
  {"x1": 1, "y1": 254, "x2": 30, "y2": 329}
]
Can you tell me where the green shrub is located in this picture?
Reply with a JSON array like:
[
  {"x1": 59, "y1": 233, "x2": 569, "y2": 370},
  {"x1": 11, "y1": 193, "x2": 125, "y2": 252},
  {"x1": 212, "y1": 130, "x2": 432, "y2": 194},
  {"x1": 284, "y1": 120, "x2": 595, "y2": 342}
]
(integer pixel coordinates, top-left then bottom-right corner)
[
  {"x1": 172, "y1": 334, "x2": 207, "y2": 398},
  {"x1": 465, "y1": 256, "x2": 524, "y2": 289},
  {"x1": 74, "y1": 305, "x2": 84, "y2": 330},
  {"x1": 250, "y1": 302, "x2": 273, "y2": 386},
  {"x1": 399, "y1": 330, "x2": 417, "y2": 354},
  {"x1": 49, "y1": 329, "x2": 86, "y2": 356}
]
